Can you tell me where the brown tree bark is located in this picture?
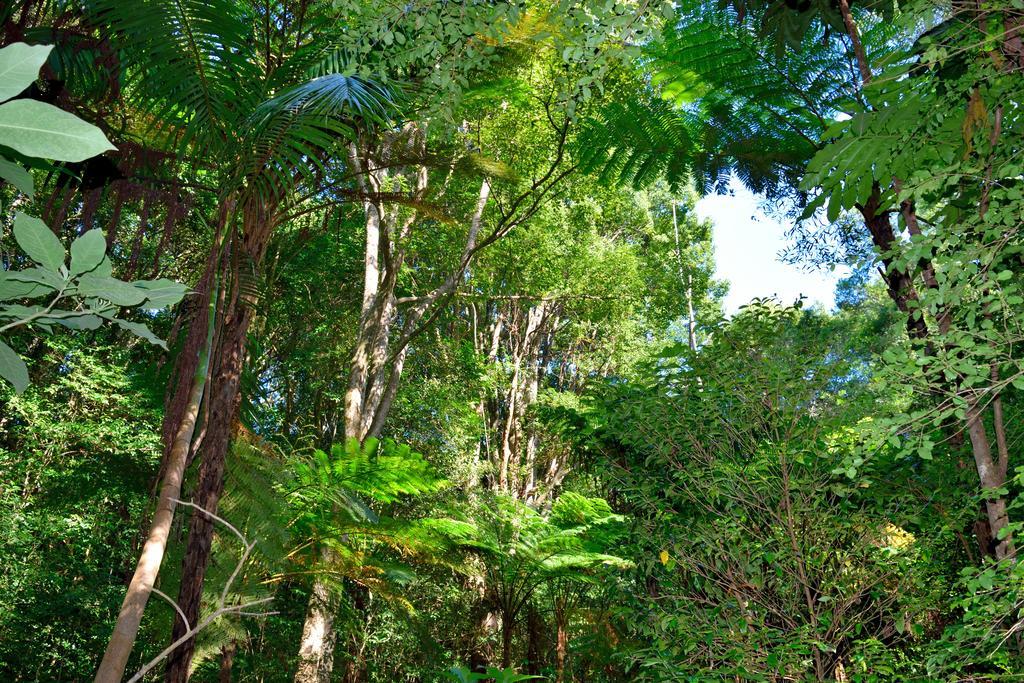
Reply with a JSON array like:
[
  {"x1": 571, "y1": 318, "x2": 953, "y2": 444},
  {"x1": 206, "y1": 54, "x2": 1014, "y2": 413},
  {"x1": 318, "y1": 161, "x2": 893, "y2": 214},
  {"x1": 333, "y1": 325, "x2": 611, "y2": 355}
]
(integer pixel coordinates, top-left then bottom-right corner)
[
  {"x1": 165, "y1": 294, "x2": 254, "y2": 683},
  {"x1": 501, "y1": 617, "x2": 514, "y2": 670},
  {"x1": 218, "y1": 641, "x2": 236, "y2": 683},
  {"x1": 166, "y1": 204, "x2": 275, "y2": 683},
  {"x1": 555, "y1": 597, "x2": 568, "y2": 683},
  {"x1": 526, "y1": 604, "x2": 544, "y2": 677}
]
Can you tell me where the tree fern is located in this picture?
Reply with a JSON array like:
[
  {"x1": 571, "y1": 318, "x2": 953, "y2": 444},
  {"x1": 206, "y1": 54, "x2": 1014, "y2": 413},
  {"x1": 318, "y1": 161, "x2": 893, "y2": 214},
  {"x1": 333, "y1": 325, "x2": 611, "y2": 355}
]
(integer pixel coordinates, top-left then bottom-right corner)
[{"x1": 577, "y1": 1, "x2": 899, "y2": 204}]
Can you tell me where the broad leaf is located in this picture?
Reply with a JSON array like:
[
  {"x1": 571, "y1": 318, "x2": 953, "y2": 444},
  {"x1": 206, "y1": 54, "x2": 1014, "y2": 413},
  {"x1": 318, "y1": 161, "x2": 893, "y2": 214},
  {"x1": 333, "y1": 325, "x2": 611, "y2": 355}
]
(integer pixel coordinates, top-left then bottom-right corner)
[
  {"x1": 7, "y1": 267, "x2": 64, "y2": 290},
  {"x1": 13, "y1": 212, "x2": 64, "y2": 271},
  {"x1": 0, "y1": 270, "x2": 50, "y2": 300},
  {"x1": 0, "y1": 43, "x2": 52, "y2": 103},
  {"x1": 0, "y1": 99, "x2": 116, "y2": 162},
  {"x1": 69, "y1": 229, "x2": 107, "y2": 277},
  {"x1": 134, "y1": 278, "x2": 187, "y2": 309},
  {"x1": 0, "y1": 339, "x2": 28, "y2": 393},
  {"x1": 0, "y1": 157, "x2": 33, "y2": 196},
  {"x1": 75, "y1": 274, "x2": 146, "y2": 306},
  {"x1": 92, "y1": 255, "x2": 113, "y2": 278},
  {"x1": 42, "y1": 311, "x2": 103, "y2": 330},
  {"x1": 110, "y1": 318, "x2": 166, "y2": 349}
]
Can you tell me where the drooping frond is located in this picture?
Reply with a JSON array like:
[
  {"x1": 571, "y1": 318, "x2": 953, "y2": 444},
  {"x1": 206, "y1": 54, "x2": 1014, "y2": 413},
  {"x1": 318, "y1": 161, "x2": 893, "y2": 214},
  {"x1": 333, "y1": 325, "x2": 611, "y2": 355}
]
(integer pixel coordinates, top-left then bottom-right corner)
[
  {"x1": 239, "y1": 73, "x2": 396, "y2": 203},
  {"x1": 577, "y1": 4, "x2": 863, "y2": 203},
  {"x1": 89, "y1": 0, "x2": 261, "y2": 153}
]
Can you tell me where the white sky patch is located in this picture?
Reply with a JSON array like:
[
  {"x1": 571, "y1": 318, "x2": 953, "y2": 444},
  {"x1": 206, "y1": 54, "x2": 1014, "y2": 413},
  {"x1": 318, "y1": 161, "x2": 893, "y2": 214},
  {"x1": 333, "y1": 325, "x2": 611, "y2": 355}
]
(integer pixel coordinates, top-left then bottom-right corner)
[{"x1": 695, "y1": 179, "x2": 849, "y2": 315}]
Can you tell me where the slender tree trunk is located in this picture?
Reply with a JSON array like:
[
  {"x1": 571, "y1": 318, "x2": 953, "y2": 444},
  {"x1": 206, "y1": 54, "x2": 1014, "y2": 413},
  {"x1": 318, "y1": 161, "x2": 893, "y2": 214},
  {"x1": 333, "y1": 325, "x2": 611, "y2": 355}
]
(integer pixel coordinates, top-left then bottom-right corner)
[
  {"x1": 165, "y1": 294, "x2": 255, "y2": 683},
  {"x1": 555, "y1": 598, "x2": 568, "y2": 683},
  {"x1": 526, "y1": 604, "x2": 543, "y2": 677},
  {"x1": 218, "y1": 641, "x2": 236, "y2": 683},
  {"x1": 501, "y1": 617, "x2": 514, "y2": 669},
  {"x1": 966, "y1": 394, "x2": 1014, "y2": 560},
  {"x1": 671, "y1": 202, "x2": 698, "y2": 352},
  {"x1": 294, "y1": 552, "x2": 341, "y2": 683},
  {"x1": 94, "y1": 281, "x2": 217, "y2": 683}
]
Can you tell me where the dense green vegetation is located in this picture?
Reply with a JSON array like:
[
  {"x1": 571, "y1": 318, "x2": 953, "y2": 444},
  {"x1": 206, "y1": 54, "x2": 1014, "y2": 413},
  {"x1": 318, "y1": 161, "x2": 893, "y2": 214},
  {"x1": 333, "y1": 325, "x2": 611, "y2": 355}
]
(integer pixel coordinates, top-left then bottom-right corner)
[{"x1": 0, "y1": 0, "x2": 1022, "y2": 680}]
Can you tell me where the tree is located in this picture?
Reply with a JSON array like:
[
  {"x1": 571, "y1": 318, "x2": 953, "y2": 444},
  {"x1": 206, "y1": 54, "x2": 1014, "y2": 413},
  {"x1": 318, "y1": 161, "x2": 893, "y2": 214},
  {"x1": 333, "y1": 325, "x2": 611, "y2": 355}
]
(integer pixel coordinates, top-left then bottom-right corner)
[{"x1": 457, "y1": 492, "x2": 631, "y2": 671}]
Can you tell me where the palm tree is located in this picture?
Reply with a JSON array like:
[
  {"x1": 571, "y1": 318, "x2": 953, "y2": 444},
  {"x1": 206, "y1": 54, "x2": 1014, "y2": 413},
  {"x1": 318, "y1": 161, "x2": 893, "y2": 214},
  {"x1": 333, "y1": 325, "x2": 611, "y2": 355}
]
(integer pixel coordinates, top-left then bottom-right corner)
[{"x1": 83, "y1": 2, "x2": 396, "y2": 680}]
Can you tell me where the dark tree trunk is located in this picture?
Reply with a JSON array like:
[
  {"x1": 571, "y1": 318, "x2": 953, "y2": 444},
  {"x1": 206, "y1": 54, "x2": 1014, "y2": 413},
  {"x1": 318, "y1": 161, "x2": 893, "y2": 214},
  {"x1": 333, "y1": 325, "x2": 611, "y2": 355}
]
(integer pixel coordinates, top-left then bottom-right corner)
[
  {"x1": 555, "y1": 599, "x2": 568, "y2": 683},
  {"x1": 164, "y1": 294, "x2": 253, "y2": 683},
  {"x1": 526, "y1": 604, "x2": 544, "y2": 677},
  {"x1": 501, "y1": 616, "x2": 514, "y2": 669},
  {"x1": 218, "y1": 641, "x2": 236, "y2": 683}
]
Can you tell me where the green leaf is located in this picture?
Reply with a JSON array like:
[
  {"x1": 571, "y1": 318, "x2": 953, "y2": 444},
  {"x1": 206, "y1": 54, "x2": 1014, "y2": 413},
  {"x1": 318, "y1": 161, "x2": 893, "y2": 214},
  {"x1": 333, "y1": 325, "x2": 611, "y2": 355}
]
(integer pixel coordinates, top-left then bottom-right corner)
[
  {"x1": 134, "y1": 278, "x2": 187, "y2": 309},
  {"x1": 92, "y1": 255, "x2": 113, "y2": 278},
  {"x1": 0, "y1": 270, "x2": 48, "y2": 300},
  {"x1": 0, "y1": 99, "x2": 116, "y2": 162},
  {"x1": 13, "y1": 212, "x2": 64, "y2": 271},
  {"x1": 75, "y1": 274, "x2": 147, "y2": 306},
  {"x1": 6, "y1": 266, "x2": 64, "y2": 291},
  {"x1": 110, "y1": 317, "x2": 166, "y2": 349},
  {"x1": 0, "y1": 157, "x2": 33, "y2": 196},
  {"x1": 0, "y1": 43, "x2": 52, "y2": 103},
  {"x1": 41, "y1": 311, "x2": 102, "y2": 330},
  {"x1": 0, "y1": 338, "x2": 28, "y2": 393},
  {"x1": 69, "y1": 229, "x2": 107, "y2": 277}
]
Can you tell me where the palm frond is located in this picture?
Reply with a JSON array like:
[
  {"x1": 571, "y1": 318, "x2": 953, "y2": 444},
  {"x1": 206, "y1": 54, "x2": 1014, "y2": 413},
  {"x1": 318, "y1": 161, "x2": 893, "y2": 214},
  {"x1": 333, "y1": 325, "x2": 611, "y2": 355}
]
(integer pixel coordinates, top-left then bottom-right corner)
[{"x1": 90, "y1": 0, "x2": 262, "y2": 152}]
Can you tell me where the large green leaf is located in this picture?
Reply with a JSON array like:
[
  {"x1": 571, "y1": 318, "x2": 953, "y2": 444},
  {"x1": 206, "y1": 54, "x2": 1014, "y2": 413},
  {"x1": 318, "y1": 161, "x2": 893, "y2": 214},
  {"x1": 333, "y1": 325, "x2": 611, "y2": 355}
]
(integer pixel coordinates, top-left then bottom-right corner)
[
  {"x1": 41, "y1": 311, "x2": 103, "y2": 330},
  {"x1": 134, "y1": 278, "x2": 188, "y2": 309},
  {"x1": 75, "y1": 274, "x2": 147, "y2": 306},
  {"x1": 0, "y1": 157, "x2": 33, "y2": 196},
  {"x1": 0, "y1": 99, "x2": 116, "y2": 162},
  {"x1": 0, "y1": 339, "x2": 28, "y2": 393},
  {"x1": 0, "y1": 271, "x2": 48, "y2": 300},
  {"x1": 110, "y1": 318, "x2": 166, "y2": 349},
  {"x1": 0, "y1": 43, "x2": 52, "y2": 104},
  {"x1": 6, "y1": 267, "x2": 64, "y2": 291},
  {"x1": 13, "y1": 212, "x2": 64, "y2": 272},
  {"x1": 69, "y1": 229, "x2": 107, "y2": 277}
]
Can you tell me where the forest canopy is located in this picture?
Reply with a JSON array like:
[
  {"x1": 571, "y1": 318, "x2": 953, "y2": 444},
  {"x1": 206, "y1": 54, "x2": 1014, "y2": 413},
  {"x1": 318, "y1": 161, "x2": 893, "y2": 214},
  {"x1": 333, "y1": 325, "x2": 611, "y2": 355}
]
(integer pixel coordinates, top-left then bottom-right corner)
[{"x1": 0, "y1": 0, "x2": 1023, "y2": 681}]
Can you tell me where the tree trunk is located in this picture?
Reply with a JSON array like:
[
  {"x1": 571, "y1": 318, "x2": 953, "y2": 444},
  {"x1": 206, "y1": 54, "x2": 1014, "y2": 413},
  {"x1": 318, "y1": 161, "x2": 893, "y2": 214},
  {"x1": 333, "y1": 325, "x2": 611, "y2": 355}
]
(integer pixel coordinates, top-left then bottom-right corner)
[
  {"x1": 501, "y1": 617, "x2": 514, "y2": 670},
  {"x1": 94, "y1": 280, "x2": 217, "y2": 683},
  {"x1": 218, "y1": 641, "x2": 236, "y2": 683},
  {"x1": 525, "y1": 604, "x2": 543, "y2": 677},
  {"x1": 555, "y1": 599, "x2": 568, "y2": 683},
  {"x1": 966, "y1": 394, "x2": 1014, "y2": 560},
  {"x1": 294, "y1": 553, "x2": 341, "y2": 683},
  {"x1": 165, "y1": 292, "x2": 254, "y2": 683}
]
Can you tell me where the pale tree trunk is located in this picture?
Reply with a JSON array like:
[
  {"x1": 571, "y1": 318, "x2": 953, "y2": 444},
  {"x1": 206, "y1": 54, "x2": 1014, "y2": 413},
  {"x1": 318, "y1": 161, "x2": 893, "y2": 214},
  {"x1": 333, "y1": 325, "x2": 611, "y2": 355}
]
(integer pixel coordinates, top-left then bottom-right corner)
[
  {"x1": 966, "y1": 393, "x2": 1014, "y2": 560},
  {"x1": 292, "y1": 144, "x2": 487, "y2": 683},
  {"x1": 671, "y1": 202, "x2": 698, "y2": 352},
  {"x1": 93, "y1": 279, "x2": 217, "y2": 683},
  {"x1": 295, "y1": 144, "x2": 497, "y2": 682},
  {"x1": 686, "y1": 274, "x2": 698, "y2": 352},
  {"x1": 294, "y1": 553, "x2": 341, "y2": 683},
  {"x1": 498, "y1": 303, "x2": 547, "y2": 495}
]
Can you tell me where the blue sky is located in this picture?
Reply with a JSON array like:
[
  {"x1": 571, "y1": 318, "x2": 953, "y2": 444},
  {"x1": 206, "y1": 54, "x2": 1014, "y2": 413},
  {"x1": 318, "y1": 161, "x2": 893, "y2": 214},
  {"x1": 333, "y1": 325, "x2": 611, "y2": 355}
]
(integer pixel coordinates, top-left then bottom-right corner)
[{"x1": 694, "y1": 179, "x2": 849, "y2": 314}]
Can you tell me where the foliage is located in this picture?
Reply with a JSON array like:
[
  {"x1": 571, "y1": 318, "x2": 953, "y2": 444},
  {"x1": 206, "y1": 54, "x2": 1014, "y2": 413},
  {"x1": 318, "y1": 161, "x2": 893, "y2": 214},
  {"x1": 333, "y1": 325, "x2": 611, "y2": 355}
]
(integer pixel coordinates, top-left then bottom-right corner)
[
  {"x1": 1, "y1": 0, "x2": 1023, "y2": 680},
  {"x1": 0, "y1": 43, "x2": 185, "y2": 392}
]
